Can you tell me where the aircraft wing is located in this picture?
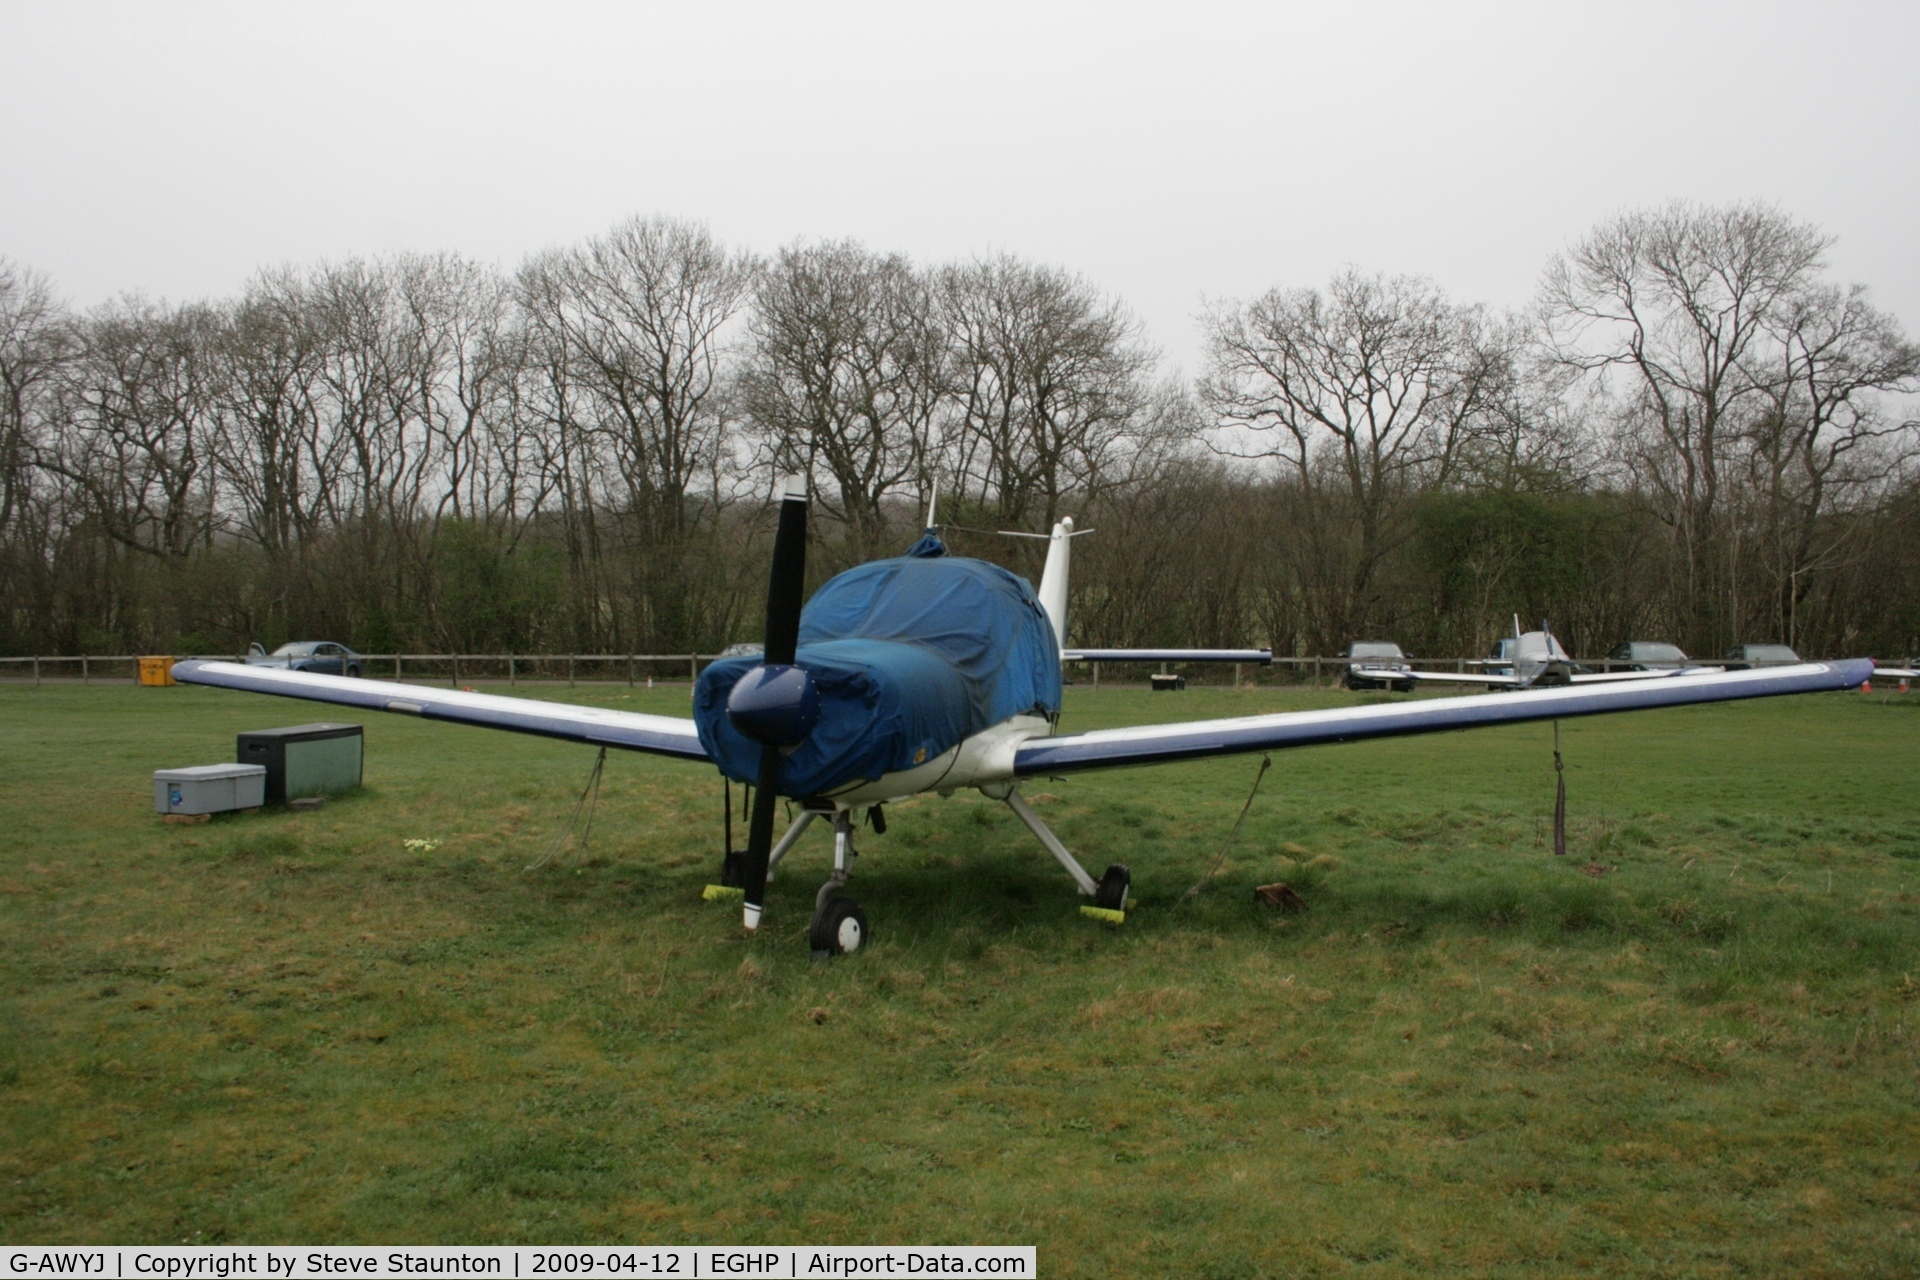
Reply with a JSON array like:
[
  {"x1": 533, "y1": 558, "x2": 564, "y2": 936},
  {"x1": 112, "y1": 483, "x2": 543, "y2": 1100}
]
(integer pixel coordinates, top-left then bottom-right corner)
[
  {"x1": 1874, "y1": 666, "x2": 1920, "y2": 680},
  {"x1": 170, "y1": 660, "x2": 710, "y2": 760},
  {"x1": 1401, "y1": 668, "x2": 1524, "y2": 687},
  {"x1": 1566, "y1": 666, "x2": 1722, "y2": 683},
  {"x1": 1402, "y1": 667, "x2": 1715, "y2": 688},
  {"x1": 1012, "y1": 660, "x2": 1871, "y2": 776},
  {"x1": 1063, "y1": 648, "x2": 1272, "y2": 663}
]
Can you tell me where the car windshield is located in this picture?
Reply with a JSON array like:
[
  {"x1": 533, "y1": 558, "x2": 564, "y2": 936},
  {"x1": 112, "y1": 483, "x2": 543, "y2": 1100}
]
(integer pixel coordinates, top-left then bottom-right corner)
[
  {"x1": 270, "y1": 642, "x2": 320, "y2": 657},
  {"x1": 1348, "y1": 642, "x2": 1403, "y2": 660},
  {"x1": 1738, "y1": 645, "x2": 1800, "y2": 662},
  {"x1": 1631, "y1": 643, "x2": 1688, "y2": 662}
]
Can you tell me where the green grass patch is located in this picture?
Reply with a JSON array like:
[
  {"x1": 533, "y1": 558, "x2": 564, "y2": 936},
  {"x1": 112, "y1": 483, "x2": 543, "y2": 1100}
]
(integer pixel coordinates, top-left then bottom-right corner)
[{"x1": 2, "y1": 682, "x2": 1918, "y2": 1273}]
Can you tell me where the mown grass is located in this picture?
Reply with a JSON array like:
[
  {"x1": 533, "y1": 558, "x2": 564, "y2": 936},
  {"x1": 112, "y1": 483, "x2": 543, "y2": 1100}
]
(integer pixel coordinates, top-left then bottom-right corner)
[{"x1": 1, "y1": 680, "x2": 1917, "y2": 1275}]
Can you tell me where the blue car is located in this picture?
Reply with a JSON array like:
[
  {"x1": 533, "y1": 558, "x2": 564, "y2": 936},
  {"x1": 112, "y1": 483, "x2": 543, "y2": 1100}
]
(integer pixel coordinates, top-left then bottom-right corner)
[{"x1": 246, "y1": 640, "x2": 364, "y2": 677}]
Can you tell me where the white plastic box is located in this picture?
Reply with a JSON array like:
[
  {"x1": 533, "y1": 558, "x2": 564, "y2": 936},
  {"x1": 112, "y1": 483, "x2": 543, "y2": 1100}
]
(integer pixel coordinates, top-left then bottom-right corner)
[{"x1": 153, "y1": 763, "x2": 267, "y2": 816}]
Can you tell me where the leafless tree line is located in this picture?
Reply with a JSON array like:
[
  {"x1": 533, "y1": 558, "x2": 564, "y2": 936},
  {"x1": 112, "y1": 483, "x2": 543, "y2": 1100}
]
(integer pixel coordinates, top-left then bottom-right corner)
[{"x1": 2, "y1": 202, "x2": 1916, "y2": 662}]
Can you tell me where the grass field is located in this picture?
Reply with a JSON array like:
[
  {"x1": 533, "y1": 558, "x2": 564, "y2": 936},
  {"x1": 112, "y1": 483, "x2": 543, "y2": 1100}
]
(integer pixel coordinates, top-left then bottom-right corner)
[{"x1": 2, "y1": 680, "x2": 1917, "y2": 1275}]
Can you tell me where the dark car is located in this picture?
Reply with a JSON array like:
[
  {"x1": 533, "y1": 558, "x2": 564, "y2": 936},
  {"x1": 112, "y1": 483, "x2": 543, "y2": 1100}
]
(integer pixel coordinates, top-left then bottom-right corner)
[
  {"x1": 1341, "y1": 640, "x2": 1414, "y2": 692},
  {"x1": 246, "y1": 640, "x2": 364, "y2": 677},
  {"x1": 1722, "y1": 643, "x2": 1801, "y2": 670},
  {"x1": 1608, "y1": 640, "x2": 1693, "y2": 671}
]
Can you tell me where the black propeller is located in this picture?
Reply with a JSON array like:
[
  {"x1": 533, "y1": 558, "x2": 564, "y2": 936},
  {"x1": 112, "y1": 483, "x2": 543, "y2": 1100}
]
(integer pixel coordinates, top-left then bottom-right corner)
[{"x1": 726, "y1": 476, "x2": 818, "y2": 931}]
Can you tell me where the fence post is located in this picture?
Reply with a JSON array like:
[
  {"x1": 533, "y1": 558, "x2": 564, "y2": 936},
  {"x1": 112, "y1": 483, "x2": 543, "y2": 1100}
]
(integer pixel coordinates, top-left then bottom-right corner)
[
  {"x1": 509, "y1": 655, "x2": 516, "y2": 686},
  {"x1": 1234, "y1": 662, "x2": 1242, "y2": 690},
  {"x1": 1313, "y1": 656, "x2": 1321, "y2": 687},
  {"x1": 690, "y1": 655, "x2": 698, "y2": 683},
  {"x1": 1092, "y1": 662, "x2": 1099, "y2": 689},
  {"x1": 396, "y1": 655, "x2": 403, "y2": 681},
  {"x1": 451, "y1": 655, "x2": 459, "y2": 688},
  {"x1": 82, "y1": 655, "x2": 89, "y2": 684},
  {"x1": 627, "y1": 655, "x2": 634, "y2": 687},
  {"x1": 568, "y1": 655, "x2": 575, "y2": 687}
]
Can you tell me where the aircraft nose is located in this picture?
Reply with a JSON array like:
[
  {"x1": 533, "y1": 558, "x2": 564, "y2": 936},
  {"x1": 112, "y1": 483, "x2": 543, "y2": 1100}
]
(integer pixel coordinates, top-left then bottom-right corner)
[{"x1": 726, "y1": 664, "x2": 821, "y2": 748}]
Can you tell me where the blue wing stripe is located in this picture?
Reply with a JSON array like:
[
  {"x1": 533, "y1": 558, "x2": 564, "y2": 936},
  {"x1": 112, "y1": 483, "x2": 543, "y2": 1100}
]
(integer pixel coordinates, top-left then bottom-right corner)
[
  {"x1": 171, "y1": 661, "x2": 709, "y2": 761},
  {"x1": 1063, "y1": 649, "x2": 1273, "y2": 663},
  {"x1": 1013, "y1": 660, "x2": 1871, "y2": 776}
]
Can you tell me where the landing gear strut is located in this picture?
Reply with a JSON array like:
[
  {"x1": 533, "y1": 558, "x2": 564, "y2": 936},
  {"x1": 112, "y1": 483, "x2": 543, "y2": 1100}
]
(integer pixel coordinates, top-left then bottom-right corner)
[
  {"x1": 1001, "y1": 786, "x2": 1130, "y2": 922},
  {"x1": 810, "y1": 810, "x2": 868, "y2": 959}
]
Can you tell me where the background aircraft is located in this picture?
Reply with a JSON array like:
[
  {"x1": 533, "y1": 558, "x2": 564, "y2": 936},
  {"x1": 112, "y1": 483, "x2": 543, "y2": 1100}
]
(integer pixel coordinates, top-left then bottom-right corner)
[
  {"x1": 174, "y1": 482, "x2": 1871, "y2": 957},
  {"x1": 1396, "y1": 618, "x2": 1724, "y2": 690}
]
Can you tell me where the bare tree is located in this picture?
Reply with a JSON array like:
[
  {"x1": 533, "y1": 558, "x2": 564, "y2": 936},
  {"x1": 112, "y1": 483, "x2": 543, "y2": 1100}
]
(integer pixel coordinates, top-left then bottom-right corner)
[
  {"x1": 45, "y1": 296, "x2": 224, "y2": 559},
  {"x1": 1200, "y1": 269, "x2": 1515, "y2": 645},
  {"x1": 939, "y1": 255, "x2": 1157, "y2": 531},
  {"x1": 0, "y1": 261, "x2": 71, "y2": 541},
  {"x1": 519, "y1": 217, "x2": 754, "y2": 542},
  {"x1": 1741, "y1": 283, "x2": 1920, "y2": 646},
  {"x1": 743, "y1": 241, "x2": 945, "y2": 556},
  {"x1": 1540, "y1": 202, "x2": 1830, "y2": 642}
]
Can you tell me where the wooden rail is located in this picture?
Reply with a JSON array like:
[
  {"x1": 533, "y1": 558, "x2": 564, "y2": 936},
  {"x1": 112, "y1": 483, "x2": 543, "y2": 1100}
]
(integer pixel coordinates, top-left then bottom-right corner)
[{"x1": 0, "y1": 652, "x2": 1635, "y2": 688}]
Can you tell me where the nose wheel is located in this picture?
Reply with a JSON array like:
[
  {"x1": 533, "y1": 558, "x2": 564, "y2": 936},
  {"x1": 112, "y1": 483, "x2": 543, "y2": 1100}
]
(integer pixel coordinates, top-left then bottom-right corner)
[
  {"x1": 807, "y1": 810, "x2": 870, "y2": 960},
  {"x1": 810, "y1": 896, "x2": 869, "y2": 958}
]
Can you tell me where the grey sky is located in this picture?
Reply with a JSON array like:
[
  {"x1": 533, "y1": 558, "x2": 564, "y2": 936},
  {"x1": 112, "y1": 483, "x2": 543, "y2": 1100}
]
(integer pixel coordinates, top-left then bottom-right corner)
[{"x1": 3, "y1": 1, "x2": 1916, "y2": 369}]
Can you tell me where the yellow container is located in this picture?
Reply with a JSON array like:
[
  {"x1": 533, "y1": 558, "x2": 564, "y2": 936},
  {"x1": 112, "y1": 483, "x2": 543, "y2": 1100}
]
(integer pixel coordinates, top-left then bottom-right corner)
[{"x1": 138, "y1": 656, "x2": 176, "y2": 687}]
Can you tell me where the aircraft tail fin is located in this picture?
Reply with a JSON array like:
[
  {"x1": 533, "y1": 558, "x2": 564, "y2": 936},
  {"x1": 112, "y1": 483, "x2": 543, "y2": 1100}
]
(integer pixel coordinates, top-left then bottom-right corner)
[
  {"x1": 1002, "y1": 517, "x2": 1091, "y2": 651},
  {"x1": 1037, "y1": 519, "x2": 1075, "y2": 649}
]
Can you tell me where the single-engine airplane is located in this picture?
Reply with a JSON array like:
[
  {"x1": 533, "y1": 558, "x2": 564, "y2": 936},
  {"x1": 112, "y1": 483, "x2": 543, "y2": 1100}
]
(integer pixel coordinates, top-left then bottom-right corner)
[
  {"x1": 173, "y1": 480, "x2": 1871, "y2": 957},
  {"x1": 1396, "y1": 617, "x2": 1725, "y2": 690}
]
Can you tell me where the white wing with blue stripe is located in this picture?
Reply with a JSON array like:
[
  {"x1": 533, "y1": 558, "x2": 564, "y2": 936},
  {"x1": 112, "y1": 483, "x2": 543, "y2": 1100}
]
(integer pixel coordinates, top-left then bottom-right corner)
[
  {"x1": 1013, "y1": 661, "x2": 1871, "y2": 776},
  {"x1": 171, "y1": 661, "x2": 709, "y2": 761},
  {"x1": 1063, "y1": 648, "x2": 1273, "y2": 663}
]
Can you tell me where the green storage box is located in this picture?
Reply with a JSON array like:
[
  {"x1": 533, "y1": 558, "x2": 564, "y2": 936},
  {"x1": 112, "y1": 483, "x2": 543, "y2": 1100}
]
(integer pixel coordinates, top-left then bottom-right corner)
[{"x1": 236, "y1": 723, "x2": 363, "y2": 803}]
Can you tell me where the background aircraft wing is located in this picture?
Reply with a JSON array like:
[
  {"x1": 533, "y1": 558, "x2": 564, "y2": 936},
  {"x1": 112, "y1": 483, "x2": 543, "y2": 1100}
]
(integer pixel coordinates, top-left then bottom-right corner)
[
  {"x1": 1401, "y1": 668, "x2": 1522, "y2": 686},
  {"x1": 1013, "y1": 660, "x2": 1871, "y2": 776},
  {"x1": 1873, "y1": 665, "x2": 1920, "y2": 679},
  {"x1": 1063, "y1": 648, "x2": 1272, "y2": 663},
  {"x1": 171, "y1": 660, "x2": 710, "y2": 760}
]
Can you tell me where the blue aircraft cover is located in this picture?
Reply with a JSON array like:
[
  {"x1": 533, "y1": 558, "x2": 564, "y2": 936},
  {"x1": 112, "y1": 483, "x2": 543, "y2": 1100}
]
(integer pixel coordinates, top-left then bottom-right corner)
[{"x1": 695, "y1": 540, "x2": 1061, "y2": 795}]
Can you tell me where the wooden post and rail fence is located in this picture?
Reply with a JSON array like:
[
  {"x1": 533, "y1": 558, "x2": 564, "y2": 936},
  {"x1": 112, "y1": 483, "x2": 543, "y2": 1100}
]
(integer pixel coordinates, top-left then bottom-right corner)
[{"x1": 0, "y1": 652, "x2": 1645, "y2": 689}]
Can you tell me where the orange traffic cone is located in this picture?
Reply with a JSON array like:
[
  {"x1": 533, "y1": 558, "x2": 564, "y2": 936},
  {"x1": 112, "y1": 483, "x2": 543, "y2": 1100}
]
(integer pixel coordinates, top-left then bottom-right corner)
[{"x1": 1861, "y1": 679, "x2": 1873, "y2": 694}]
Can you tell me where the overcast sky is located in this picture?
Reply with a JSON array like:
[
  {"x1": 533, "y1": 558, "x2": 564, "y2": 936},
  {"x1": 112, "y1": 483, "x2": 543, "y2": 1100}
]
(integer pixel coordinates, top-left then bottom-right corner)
[{"x1": 3, "y1": 1, "x2": 1916, "y2": 369}]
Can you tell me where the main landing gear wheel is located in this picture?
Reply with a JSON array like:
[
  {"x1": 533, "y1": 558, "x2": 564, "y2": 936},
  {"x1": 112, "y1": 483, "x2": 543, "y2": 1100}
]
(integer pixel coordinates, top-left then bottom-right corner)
[
  {"x1": 718, "y1": 849, "x2": 747, "y2": 888},
  {"x1": 810, "y1": 897, "x2": 869, "y2": 960},
  {"x1": 1095, "y1": 863, "x2": 1131, "y2": 912}
]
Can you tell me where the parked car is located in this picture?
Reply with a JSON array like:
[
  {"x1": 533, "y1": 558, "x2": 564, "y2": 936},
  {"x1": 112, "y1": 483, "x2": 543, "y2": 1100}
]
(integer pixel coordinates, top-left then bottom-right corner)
[
  {"x1": 1608, "y1": 640, "x2": 1693, "y2": 671},
  {"x1": 246, "y1": 640, "x2": 364, "y2": 677},
  {"x1": 1341, "y1": 640, "x2": 1415, "y2": 692},
  {"x1": 1722, "y1": 643, "x2": 1801, "y2": 670}
]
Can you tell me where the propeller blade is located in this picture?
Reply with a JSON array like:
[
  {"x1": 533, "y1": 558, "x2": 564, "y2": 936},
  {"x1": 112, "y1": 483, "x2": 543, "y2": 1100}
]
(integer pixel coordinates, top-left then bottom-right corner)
[
  {"x1": 740, "y1": 474, "x2": 809, "y2": 930},
  {"x1": 764, "y1": 474, "x2": 809, "y2": 665},
  {"x1": 740, "y1": 745, "x2": 781, "y2": 931}
]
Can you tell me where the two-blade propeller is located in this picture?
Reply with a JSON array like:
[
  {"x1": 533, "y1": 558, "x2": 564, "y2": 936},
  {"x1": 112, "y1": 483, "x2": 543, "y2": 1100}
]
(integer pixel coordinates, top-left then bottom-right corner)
[{"x1": 725, "y1": 476, "x2": 818, "y2": 931}]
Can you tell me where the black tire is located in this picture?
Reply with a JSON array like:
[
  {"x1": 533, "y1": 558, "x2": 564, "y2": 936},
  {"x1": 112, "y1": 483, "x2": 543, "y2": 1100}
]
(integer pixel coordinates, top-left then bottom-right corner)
[
  {"x1": 719, "y1": 849, "x2": 747, "y2": 889},
  {"x1": 346, "y1": 663, "x2": 362, "y2": 678},
  {"x1": 1396, "y1": 680, "x2": 1415, "y2": 693},
  {"x1": 810, "y1": 897, "x2": 869, "y2": 957},
  {"x1": 1094, "y1": 863, "x2": 1131, "y2": 912}
]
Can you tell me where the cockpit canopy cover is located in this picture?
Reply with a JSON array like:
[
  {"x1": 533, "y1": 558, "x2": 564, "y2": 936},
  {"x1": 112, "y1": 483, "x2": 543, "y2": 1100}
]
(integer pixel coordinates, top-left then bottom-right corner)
[{"x1": 694, "y1": 538, "x2": 1062, "y2": 795}]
